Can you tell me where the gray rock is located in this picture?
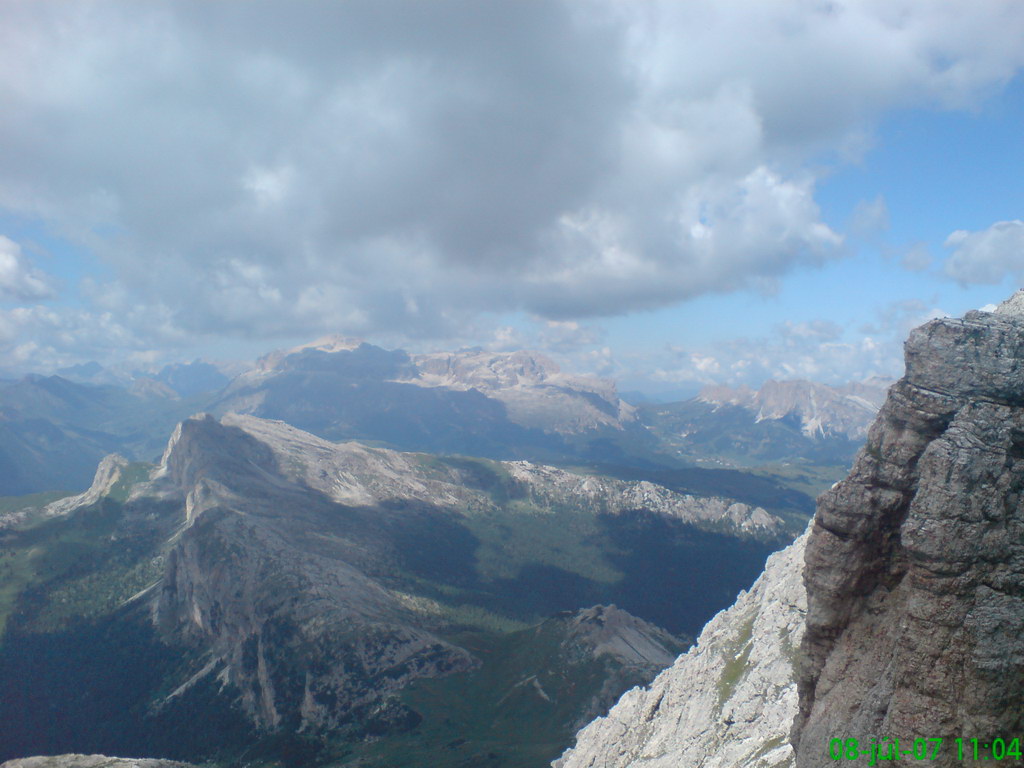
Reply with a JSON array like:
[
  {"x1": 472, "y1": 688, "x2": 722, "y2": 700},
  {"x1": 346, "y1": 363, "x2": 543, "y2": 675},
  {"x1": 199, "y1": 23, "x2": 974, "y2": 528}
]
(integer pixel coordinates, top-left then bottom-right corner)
[
  {"x1": 410, "y1": 348, "x2": 637, "y2": 433},
  {"x1": 554, "y1": 531, "x2": 808, "y2": 768},
  {"x1": 794, "y1": 298, "x2": 1024, "y2": 766}
]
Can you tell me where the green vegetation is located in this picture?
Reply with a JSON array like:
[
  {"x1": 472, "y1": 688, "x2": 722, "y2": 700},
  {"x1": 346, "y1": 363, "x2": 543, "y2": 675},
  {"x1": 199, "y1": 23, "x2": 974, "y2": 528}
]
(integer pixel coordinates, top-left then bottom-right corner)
[
  {"x1": 717, "y1": 614, "x2": 756, "y2": 710},
  {"x1": 0, "y1": 468, "x2": 163, "y2": 638},
  {"x1": 460, "y1": 501, "x2": 624, "y2": 584},
  {"x1": 391, "y1": 590, "x2": 532, "y2": 634},
  {"x1": 334, "y1": 619, "x2": 645, "y2": 768},
  {"x1": 107, "y1": 461, "x2": 154, "y2": 502},
  {"x1": 751, "y1": 462, "x2": 850, "y2": 502},
  {"x1": 0, "y1": 490, "x2": 75, "y2": 516}
]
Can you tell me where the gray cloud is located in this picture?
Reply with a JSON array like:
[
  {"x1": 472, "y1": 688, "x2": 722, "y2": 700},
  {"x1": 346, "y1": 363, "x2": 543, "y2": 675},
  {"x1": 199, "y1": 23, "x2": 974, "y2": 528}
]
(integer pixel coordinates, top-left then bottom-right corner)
[
  {"x1": 944, "y1": 220, "x2": 1024, "y2": 284},
  {"x1": 0, "y1": 236, "x2": 56, "y2": 301},
  {"x1": 2, "y1": 0, "x2": 1024, "y2": 360}
]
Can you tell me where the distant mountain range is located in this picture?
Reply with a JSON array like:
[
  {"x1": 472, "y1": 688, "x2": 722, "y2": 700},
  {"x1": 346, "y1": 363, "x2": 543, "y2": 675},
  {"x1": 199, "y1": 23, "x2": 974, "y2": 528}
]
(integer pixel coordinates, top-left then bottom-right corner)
[
  {"x1": 637, "y1": 377, "x2": 893, "y2": 470},
  {"x1": 0, "y1": 413, "x2": 785, "y2": 766},
  {"x1": 1, "y1": 337, "x2": 887, "y2": 500}
]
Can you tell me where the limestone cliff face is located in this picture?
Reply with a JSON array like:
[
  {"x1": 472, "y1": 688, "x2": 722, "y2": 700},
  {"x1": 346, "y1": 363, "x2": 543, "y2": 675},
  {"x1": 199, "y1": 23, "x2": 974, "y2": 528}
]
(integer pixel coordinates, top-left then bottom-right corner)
[
  {"x1": 554, "y1": 531, "x2": 807, "y2": 768},
  {"x1": 794, "y1": 297, "x2": 1024, "y2": 765},
  {"x1": 150, "y1": 415, "x2": 476, "y2": 734}
]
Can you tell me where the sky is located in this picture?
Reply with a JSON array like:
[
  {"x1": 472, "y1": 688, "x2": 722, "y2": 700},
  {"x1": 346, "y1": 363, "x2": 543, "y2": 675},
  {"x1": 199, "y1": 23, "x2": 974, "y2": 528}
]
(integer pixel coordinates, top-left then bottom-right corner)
[{"x1": 2, "y1": 0, "x2": 1024, "y2": 396}]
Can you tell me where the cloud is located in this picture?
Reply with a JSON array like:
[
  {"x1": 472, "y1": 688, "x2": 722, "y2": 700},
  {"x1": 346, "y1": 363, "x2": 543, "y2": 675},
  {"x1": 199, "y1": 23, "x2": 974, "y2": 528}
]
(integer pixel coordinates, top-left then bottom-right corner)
[
  {"x1": 850, "y1": 196, "x2": 889, "y2": 239},
  {"x1": 0, "y1": 304, "x2": 141, "y2": 375},
  {"x1": 901, "y1": 243, "x2": 933, "y2": 272},
  {"x1": 648, "y1": 301, "x2": 950, "y2": 389},
  {"x1": 0, "y1": 1, "x2": 1023, "y2": 358},
  {"x1": 944, "y1": 220, "x2": 1024, "y2": 284},
  {"x1": 0, "y1": 235, "x2": 56, "y2": 301}
]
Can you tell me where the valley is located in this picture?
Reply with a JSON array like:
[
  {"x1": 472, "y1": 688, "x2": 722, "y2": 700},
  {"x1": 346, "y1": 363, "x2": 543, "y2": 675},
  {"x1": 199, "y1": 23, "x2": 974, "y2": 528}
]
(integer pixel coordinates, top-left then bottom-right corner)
[{"x1": 0, "y1": 403, "x2": 796, "y2": 767}]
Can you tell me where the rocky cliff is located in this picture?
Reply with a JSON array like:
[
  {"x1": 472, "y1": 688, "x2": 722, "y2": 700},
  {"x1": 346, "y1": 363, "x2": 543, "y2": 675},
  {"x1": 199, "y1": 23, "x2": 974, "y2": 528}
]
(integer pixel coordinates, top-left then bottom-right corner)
[
  {"x1": 794, "y1": 296, "x2": 1024, "y2": 765},
  {"x1": 554, "y1": 531, "x2": 807, "y2": 768}
]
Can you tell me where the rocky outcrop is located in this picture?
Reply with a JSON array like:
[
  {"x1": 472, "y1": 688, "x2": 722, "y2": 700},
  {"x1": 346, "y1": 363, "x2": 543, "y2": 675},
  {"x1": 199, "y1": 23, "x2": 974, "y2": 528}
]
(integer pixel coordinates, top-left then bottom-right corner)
[
  {"x1": 794, "y1": 296, "x2": 1024, "y2": 765},
  {"x1": 554, "y1": 531, "x2": 807, "y2": 768},
  {"x1": 150, "y1": 414, "x2": 476, "y2": 734},
  {"x1": 162, "y1": 413, "x2": 782, "y2": 538}
]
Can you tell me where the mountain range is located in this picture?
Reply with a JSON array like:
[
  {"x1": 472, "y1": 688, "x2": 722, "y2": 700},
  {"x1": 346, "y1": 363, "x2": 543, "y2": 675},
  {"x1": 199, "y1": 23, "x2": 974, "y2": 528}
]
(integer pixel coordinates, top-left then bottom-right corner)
[
  {"x1": 5, "y1": 294, "x2": 1024, "y2": 766},
  {"x1": 0, "y1": 409, "x2": 786, "y2": 766},
  {"x1": 1, "y1": 337, "x2": 884, "y2": 507},
  {"x1": 556, "y1": 294, "x2": 1024, "y2": 767}
]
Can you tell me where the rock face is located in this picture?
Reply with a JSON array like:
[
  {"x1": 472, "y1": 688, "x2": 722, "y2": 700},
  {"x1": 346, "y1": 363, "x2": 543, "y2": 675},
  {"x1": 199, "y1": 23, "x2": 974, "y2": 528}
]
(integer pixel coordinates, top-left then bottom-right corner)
[
  {"x1": 554, "y1": 531, "x2": 808, "y2": 768},
  {"x1": 151, "y1": 414, "x2": 479, "y2": 734},
  {"x1": 794, "y1": 296, "x2": 1024, "y2": 765}
]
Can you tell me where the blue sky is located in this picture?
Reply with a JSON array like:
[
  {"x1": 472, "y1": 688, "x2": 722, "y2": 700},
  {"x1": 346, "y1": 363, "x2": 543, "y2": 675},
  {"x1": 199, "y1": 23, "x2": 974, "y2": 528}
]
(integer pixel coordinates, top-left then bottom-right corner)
[{"x1": 1, "y1": 1, "x2": 1023, "y2": 395}]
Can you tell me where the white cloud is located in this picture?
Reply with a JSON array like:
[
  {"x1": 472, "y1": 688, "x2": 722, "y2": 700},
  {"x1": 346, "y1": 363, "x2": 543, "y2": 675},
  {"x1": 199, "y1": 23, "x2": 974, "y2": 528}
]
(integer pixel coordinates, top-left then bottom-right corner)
[
  {"x1": 0, "y1": 235, "x2": 56, "y2": 301},
  {"x1": 944, "y1": 220, "x2": 1024, "y2": 284},
  {"x1": 646, "y1": 300, "x2": 952, "y2": 390},
  {"x1": 0, "y1": 1, "x2": 1023, "y2": 364}
]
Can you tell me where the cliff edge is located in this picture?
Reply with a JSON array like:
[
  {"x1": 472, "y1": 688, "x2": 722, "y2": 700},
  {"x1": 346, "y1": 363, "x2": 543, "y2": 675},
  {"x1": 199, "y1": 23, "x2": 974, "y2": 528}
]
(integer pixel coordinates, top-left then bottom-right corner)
[{"x1": 794, "y1": 295, "x2": 1024, "y2": 765}]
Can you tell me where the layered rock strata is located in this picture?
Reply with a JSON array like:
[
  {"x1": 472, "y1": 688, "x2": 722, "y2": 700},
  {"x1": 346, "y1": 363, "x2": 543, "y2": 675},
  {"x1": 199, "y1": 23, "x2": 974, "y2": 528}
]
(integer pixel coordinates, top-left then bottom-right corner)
[{"x1": 794, "y1": 297, "x2": 1024, "y2": 765}]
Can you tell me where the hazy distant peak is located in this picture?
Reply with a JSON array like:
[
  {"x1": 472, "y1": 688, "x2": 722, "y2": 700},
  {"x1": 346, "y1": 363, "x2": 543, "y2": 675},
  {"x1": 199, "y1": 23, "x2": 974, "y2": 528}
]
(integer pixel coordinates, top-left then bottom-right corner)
[
  {"x1": 254, "y1": 333, "x2": 365, "y2": 372},
  {"x1": 697, "y1": 377, "x2": 892, "y2": 440},
  {"x1": 411, "y1": 348, "x2": 564, "y2": 389},
  {"x1": 410, "y1": 347, "x2": 635, "y2": 432}
]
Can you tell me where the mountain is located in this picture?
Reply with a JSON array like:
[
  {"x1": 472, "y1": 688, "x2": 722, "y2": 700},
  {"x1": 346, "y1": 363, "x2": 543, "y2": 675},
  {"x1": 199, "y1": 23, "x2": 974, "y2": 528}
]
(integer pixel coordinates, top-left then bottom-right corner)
[
  {"x1": 0, "y1": 413, "x2": 786, "y2": 766},
  {"x1": 554, "y1": 531, "x2": 807, "y2": 768},
  {"x1": 558, "y1": 295, "x2": 1024, "y2": 768},
  {"x1": 151, "y1": 361, "x2": 231, "y2": 398},
  {"x1": 54, "y1": 360, "x2": 232, "y2": 399},
  {"x1": 2, "y1": 338, "x2": 843, "y2": 506},
  {"x1": 697, "y1": 378, "x2": 891, "y2": 440},
  {"x1": 411, "y1": 347, "x2": 636, "y2": 434},
  {"x1": 347, "y1": 605, "x2": 689, "y2": 767},
  {"x1": 794, "y1": 294, "x2": 1024, "y2": 763},
  {"x1": 0, "y1": 375, "x2": 199, "y2": 496},
  {"x1": 209, "y1": 338, "x2": 646, "y2": 464},
  {"x1": 637, "y1": 378, "x2": 892, "y2": 490}
]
